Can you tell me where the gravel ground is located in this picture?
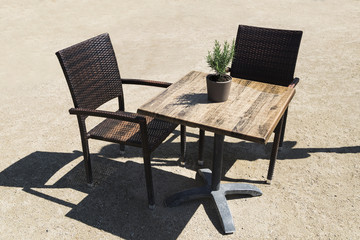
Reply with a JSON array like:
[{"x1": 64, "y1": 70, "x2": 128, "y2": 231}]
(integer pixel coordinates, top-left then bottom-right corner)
[{"x1": 1, "y1": 0, "x2": 359, "y2": 239}]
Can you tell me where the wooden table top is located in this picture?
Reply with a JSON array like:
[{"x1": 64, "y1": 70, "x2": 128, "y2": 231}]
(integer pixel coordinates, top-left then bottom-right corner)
[{"x1": 138, "y1": 71, "x2": 295, "y2": 144}]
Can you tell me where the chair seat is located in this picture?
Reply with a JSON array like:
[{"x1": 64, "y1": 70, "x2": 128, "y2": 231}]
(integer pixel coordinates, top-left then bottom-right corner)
[{"x1": 88, "y1": 112, "x2": 177, "y2": 152}]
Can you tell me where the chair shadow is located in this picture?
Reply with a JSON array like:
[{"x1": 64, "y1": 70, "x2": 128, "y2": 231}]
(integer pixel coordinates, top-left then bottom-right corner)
[
  {"x1": 1, "y1": 130, "x2": 358, "y2": 237},
  {"x1": 0, "y1": 145, "x2": 202, "y2": 239}
]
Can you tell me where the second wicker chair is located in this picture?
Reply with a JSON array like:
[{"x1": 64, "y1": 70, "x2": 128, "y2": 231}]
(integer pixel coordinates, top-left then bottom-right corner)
[
  {"x1": 56, "y1": 33, "x2": 185, "y2": 209},
  {"x1": 198, "y1": 25, "x2": 303, "y2": 182}
]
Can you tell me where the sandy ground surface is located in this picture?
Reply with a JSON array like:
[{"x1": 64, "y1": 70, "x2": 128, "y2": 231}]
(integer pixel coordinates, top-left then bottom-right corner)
[{"x1": 1, "y1": 0, "x2": 359, "y2": 239}]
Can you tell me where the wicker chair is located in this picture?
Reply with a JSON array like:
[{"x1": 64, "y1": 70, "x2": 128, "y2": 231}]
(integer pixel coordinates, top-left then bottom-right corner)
[
  {"x1": 199, "y1": 25, "x2": 303, "y2": 182},
  {"x1": 56, "y1": 33, "x2": 185, "y2": 209}
]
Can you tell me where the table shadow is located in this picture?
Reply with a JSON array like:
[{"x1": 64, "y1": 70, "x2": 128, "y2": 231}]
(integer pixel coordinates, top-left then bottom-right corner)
[
  {"x1": 2, "y1": 130, "x2": 358, "y2": 237},
  {"x1": 160, "y1": 130, "x2": 360, "y2": 184}
]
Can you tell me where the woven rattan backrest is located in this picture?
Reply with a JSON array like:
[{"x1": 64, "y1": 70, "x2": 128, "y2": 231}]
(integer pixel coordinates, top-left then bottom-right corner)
[
  {"x1": 230, "y1": 25, "x2": 303, "y2": 86},
  {"x1": 56, "y1": 33, "x2": 123, "y2": 110}
]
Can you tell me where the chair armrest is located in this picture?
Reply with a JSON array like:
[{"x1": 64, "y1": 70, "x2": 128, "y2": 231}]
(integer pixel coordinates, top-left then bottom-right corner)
[
  {"x1": 225, "y1": 67, "x2": 231, "y2": 73},
  {"x1": 121, "y1": 78, "x2": 172, "y2": 88},
  {"x1": 69, "y1": 108, "x2": 145, "y2": 123},
  {"x1": 288, "y1": 77, "x2": 300, "y2": 88}
]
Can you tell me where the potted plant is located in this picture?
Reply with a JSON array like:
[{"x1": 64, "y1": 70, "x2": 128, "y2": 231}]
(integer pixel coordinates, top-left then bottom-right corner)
[{"x1": 206, "y1": 39, "x2": 235, "y2": 102}]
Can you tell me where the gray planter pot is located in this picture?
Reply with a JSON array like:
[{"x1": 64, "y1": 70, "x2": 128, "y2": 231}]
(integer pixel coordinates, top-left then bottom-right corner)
[{"x1": 206, "y1": 74, "x2": 232, "y2": 102}]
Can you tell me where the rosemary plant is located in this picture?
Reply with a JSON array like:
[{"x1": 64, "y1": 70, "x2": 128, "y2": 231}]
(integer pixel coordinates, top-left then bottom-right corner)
[{"x1": 206, "y1": 39, "x2": 235, "y2": 82}]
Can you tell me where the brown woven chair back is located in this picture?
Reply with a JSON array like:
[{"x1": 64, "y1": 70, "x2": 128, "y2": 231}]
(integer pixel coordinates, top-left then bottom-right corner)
[
  {"x1": 56, "y1": 33, "x2": 124, "y2": 110},
  {"x1": 230, "y1": 25, "x2": 303, "y2": 86}
]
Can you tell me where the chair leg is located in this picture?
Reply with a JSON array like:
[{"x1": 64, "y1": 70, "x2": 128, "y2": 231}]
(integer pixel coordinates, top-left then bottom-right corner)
[
  {"x1": 138, "y1": 119, "x2": 155, "y2": 209},
  {"x1": 77, "y1": 116, "x2": 93, "y2": 184},
  {"x1": 198, "y1": 129, "x2": 205, "y2": 165},
  {"x1": 82, "y1": 139, "x2": 93, "y2": 184},
  {"x1": 180, "y1": 125, "x2": 186, "y2": 161},
  {"x1": 119, "y1": 144, "x2": 125, "y2": 154},
  {"x1": 279, "y1": 108, "x2": 288, "y2": 148},
  {"x1": 267, "y1": 116, "x2": 284, "y2": 183},
  {"x1": 143, "y1": 149, "x2": 155, "y2": 209}
]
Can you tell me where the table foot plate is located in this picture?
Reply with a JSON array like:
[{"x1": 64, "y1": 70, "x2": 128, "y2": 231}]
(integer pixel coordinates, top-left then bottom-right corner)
[{"x1": 165, "y1": 168, "x2": 262, "y2": 234}]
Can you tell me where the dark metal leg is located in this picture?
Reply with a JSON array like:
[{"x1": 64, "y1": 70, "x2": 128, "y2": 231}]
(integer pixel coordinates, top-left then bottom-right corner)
[
  {"x1": 79, "y1": 137, "x2": 92, "y2": 185},
  {"x1": 267, "y1": 116, "x2": 285, "y2": 183},
  {"x1": 138, "y1": 119, "x2": 155, "y2": 209},
  {"x1": 279, "y1": 108, "x2": 288, "y2": 148},
  {"x1": 82, "y1": 140, "x2": 92, "y2": 184},
  {"x1": 118, "y1": 98, "x2": 126, "y2": 155},
  {"x1": 119, "y1": 144, "x2": 125, "y2": 154},
  {"x1": 180, "y1": 125, "x2": 186, "y2": 161},
  {"x1": 198, "y1": 129, "x2": 205, "y2": 165},
  {"x1": 77, "y1": 116, "x2": 92, "y2": 184},
  {"x1": 165, "y1": 133, "x2": 262, "y2": 234},
  {"x1": 143, "y1": 150, "x2": 155, "y2": 209}
]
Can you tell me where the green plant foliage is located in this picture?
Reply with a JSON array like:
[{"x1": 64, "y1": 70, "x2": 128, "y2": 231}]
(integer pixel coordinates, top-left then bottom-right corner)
[{"x1": 206, "y1": 39, "x2": 235, "y2": 78}]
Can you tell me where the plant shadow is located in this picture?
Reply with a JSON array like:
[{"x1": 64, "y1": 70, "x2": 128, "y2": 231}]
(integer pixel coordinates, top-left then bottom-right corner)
[{"x1": 173, "y1": 93, "x2": 209, "y2": 106}]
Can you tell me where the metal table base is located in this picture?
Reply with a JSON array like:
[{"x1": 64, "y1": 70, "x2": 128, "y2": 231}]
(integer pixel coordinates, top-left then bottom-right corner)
[{"x1": 165, "y1": 134, "x2": 262, "y2": 234}]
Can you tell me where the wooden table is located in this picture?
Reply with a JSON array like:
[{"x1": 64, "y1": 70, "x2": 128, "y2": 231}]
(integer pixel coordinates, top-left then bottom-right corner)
[{"x1": 138, "y1": 71, "x2": 296, "y2": 234}]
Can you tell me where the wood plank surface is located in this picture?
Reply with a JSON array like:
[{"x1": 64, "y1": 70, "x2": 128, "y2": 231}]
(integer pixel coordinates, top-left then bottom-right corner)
[{"x1": 138, "y1": 71, "x2": 295, "y2": 144}]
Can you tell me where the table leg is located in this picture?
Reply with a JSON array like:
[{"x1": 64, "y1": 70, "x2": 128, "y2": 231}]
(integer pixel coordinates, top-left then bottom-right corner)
[
  {"x1": 267, "y1": 116, "x2": 284, "y2": 183},
  {"x1": 165, "y1": 133, "x2": 262, "y2": 234}
]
